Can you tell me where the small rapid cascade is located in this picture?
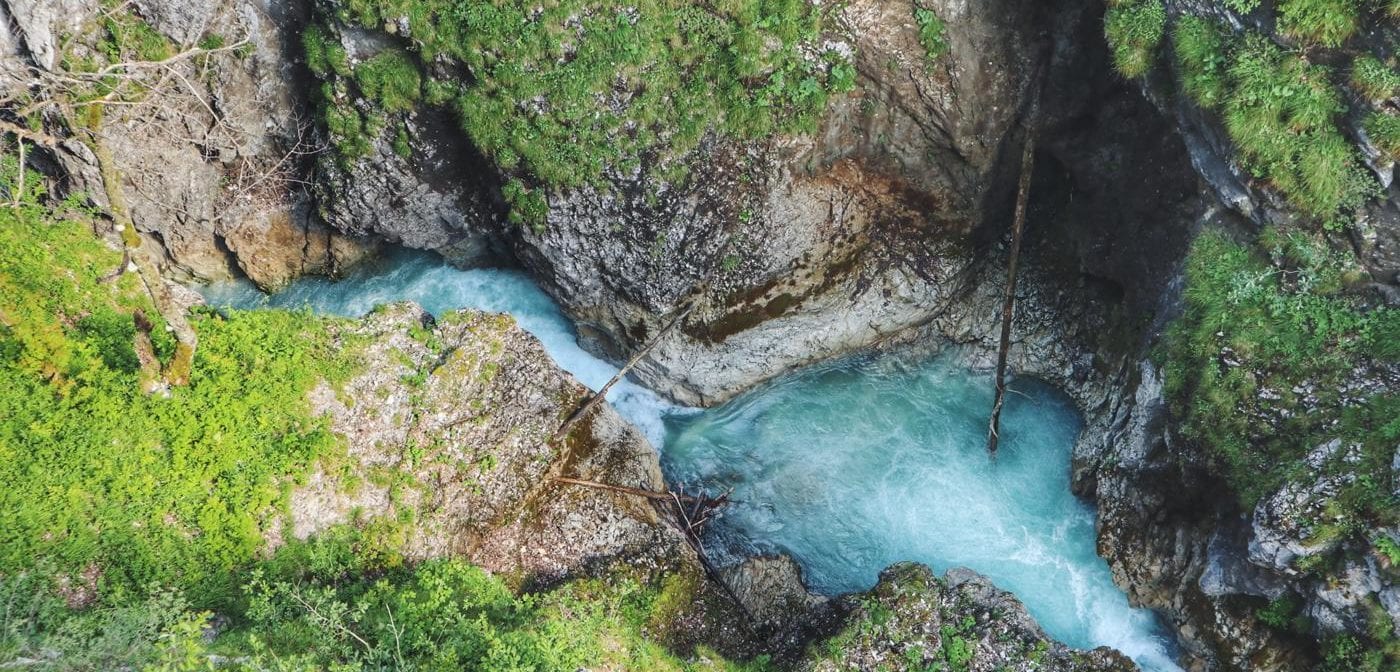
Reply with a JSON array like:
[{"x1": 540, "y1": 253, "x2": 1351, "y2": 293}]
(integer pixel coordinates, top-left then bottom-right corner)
[{"x1": 201, "y1": 249, "x2": 1182, "y2": 671}]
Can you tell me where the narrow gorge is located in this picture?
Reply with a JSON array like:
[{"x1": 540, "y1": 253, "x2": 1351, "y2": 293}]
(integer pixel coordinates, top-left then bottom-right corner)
[{"x1": 0, "y1": 0, "x2": 1396, "y2": 670}]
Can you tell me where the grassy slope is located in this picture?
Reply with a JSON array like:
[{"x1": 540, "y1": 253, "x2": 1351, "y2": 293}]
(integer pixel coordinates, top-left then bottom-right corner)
[{"x1": 0, "y1": 161, "x2": 764, "y2": 671}]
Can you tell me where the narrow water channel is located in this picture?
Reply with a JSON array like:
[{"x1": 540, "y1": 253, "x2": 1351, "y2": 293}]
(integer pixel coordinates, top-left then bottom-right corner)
[{"x1": 202, "y1": 249, "x2": 1182, "y2": 671}]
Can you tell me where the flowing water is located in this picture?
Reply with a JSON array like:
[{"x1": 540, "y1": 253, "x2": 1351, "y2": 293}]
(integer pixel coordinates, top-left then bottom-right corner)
[{"x1": 202, "y1": 249, "x2": 1182, "y2": 671}]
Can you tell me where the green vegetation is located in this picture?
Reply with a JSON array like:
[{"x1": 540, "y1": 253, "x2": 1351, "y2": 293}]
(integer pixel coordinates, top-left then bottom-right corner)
[
  {"x1": 1173, "y1": 16, "x2": 1229, "y2": 108},
  {"x1": 503, "y1": 178, "x2": 550, "y2": 232},
  {"x1": 1165, "y1": 228, "x2": 1400, "y2": 666},
  {"x1": 1162, "y1": 229, "x2": 1398, "y2": 526},
  {"x1": 1276, "y1": 0, "x2": 1357, "y2": 47},
  {"x1": 1220, "y1": 0, "x2": 1359, "y2": 46},
  {"x1": 1200, "y1": 34, "x2": 1375, "y2": 224},
  {"x1": 306, "y1": 0, "x2": 856, "y2": 224},
  {"x1": 97, "y1": 2, "x2": 173, "y2": 63},
  {"x1": 1366, "y1": 112, "x2": 1400, "y2": 161},
  {"x1": 1256, "y1": 594, "x2": 1309, "y2": 633},
  {"x1": 353, "y1": 49, "x2": 422, "y2": 114},
  {"x1": 1221, "y1": 37, "x2": 1351, "y2": 222},
  {"x1": 1222, "y1": 0, "x2": 1263, "y2": 12},
  {"x1": 0, "y1": 155, "x2": 776, "y2": 670},
  {"x1": 939, "y1": 623, "x2": 974, "y2": 672},
  {"x1": 302, "y1": 23, "x2": 350, "y2": 79},
  {"x1": 913, "y1": 6, "x2": 948, "y2": 61},
  {"x1": 1104, "y1": 0, "x2": 1166, "y2": 78},
  {"x1": 0, "y1": 571, "x2": 210, "y2": 670},
  {"x1": 1, "y1": 532, "x2": 772, "y2": 671},
  {"x1": 0, "y1": 155, "x2": 360, "y2": 607},
  {"x1": 1351, "y1": 56, "x2": 1400, "y2": 101},
  {"x1": 1320, "y1": 630, "x2": 1398, "y2": 672}
]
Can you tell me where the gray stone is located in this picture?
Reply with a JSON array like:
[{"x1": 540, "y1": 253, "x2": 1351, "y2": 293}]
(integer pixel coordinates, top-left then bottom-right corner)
[
  {"x1": 133, "y1": 0, "x2": 220, "y2": 45},
  {"x1": 1199, "y1": 528, "x2": 1289, "y2": 599},
  {"x1": 719, "y1": 556, "x2": 826, "y2": 628},
  {"x1": 2, "y1": 0, "x2": 92, "y2": 71},
  {"x1": 1306, "y1": 558, "x2": 1384, "y2": 636}
]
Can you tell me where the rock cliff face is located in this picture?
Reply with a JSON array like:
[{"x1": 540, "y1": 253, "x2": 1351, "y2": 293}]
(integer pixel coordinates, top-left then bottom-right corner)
[
  {"x1": 2, "y1": 0, "x2": 375, "y2": 291},
  {"x1": 298, "y1": 0, "x2": 1053, "y2": 405}
]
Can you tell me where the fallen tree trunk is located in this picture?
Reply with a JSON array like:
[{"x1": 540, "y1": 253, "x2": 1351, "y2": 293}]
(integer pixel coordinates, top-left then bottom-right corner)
[
  {"x1": 550, "y1": 301, "x2": 696, "y2": 444},
  {"x1": 987, "y1": 88, "x2": 1043, "y2": 456}
]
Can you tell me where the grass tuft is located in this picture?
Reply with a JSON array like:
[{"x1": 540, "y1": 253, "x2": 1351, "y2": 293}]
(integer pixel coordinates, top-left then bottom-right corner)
[{"x1": 1105, "y1": 0, "x2": 1166, "y2": 78}]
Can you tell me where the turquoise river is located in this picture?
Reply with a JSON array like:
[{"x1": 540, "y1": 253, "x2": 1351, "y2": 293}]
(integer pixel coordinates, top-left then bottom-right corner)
[{"x1": 202, "y1": 249, "x2": 1182, "y2": 671}]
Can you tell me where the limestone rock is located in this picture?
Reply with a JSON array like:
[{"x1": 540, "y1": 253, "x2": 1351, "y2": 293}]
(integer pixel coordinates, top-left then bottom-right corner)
[
  {"x1": 720, "y1": 555, "x2": 828, "y2": 629},
  {"x1": 132, "y1": 0, "x2": 220, "y2": 45},
  {"x1": 1, "y1": 0, "x2": 92, "y2": 72},
  {"x1": 278, "y1": 302, "x2": 684, "y2": 581},
  {"x1": 801, "y1": 563, "x2": 1137, "y2": 672},
  {"x1": 1248, "y1": 441, "x2": 1357, "y2": 574}
]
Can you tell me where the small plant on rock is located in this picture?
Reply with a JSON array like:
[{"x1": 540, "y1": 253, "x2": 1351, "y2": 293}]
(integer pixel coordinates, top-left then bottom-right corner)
[{"x1": 1105, "y1": 0, "x2": 1166, "y2": 78}]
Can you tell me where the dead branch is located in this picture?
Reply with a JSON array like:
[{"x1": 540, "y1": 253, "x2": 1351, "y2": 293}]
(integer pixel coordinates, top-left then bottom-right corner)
[
  {"x1": 0, "y1": 121, "x2": 59, "y2": 148},
  {"x1": 552, "y1": 476, "x2": 703, "y2": 504},
  {"x1": 96, "y1": 248, "x2": 132, "y2": 284}
]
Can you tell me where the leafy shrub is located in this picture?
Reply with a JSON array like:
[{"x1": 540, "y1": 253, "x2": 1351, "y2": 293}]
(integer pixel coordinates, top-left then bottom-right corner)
[
  {"x1": 0, "y1": 571, "x2": 210, "y2": 670},
  {"x1": 1256, "y1": 594, "x2": 1308, "y2": 633},
  {"x1": 1351, "y1": 56, "x2": 1400, "y2": 101},
  {"x1": 2, "y1": 533, "x2": 771, "y2": 672},
  {"x1": 1321, "y1": 634, "x2": 1386, "y2": 672},
  {"x1": 940, "y1": 625, "x2": 974, "y2": 672},
  {"x1": 1104, "y1": 0, "x2": 1166, "y2": 78}
]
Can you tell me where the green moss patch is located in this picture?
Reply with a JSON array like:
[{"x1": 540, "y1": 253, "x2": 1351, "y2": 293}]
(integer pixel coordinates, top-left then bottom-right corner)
[{"x1": 308, "y1": 0, "x2": 856, "y2": 220}]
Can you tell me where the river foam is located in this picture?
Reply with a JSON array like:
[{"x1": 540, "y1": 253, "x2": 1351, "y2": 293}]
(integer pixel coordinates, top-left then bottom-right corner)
[{"x1": 202, "y1": 249, "x2": 1182, "y2": 671}]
